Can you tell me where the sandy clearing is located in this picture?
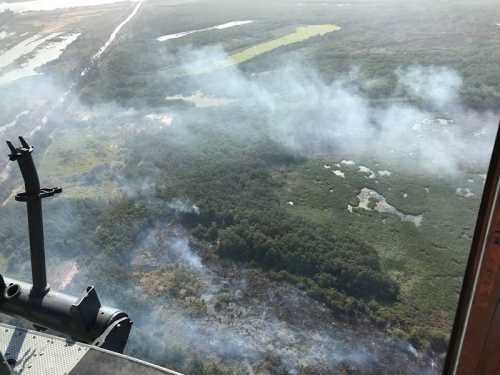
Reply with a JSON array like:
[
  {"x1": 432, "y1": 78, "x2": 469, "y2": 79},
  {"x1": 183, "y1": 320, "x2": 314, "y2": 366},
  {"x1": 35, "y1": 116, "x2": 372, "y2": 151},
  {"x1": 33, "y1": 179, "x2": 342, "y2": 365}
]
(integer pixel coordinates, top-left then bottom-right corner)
[
  {"x1": 356, "y1": 188, "x2": 423, "y2": 227},
  {"x1": 378, "y1": 170, "x2": 392, "y2": 176},
  {"x1": 340, "y1": 160, "x2": 354, "y2": 165},
  {"x1": 333, "y1": 170, "x2": 345, "y2": 178},
  {"x1": 358, "y1": 166, "x2": 375, "y2": 178},
  {"x1": 323, "y1": 165, "x2": 331, "y2": 169},
  {"x1": 456, "y1": 188, "x2": 476, "y2": 198}
]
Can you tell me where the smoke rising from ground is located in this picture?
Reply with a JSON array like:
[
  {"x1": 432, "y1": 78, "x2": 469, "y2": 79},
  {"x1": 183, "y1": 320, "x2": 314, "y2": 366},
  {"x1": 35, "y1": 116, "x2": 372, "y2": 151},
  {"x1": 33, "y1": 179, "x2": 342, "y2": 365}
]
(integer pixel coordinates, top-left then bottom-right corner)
[
  {"x1": 118, "y1": 176, "x2": 156, "y2": 197},
  {"x1": 176, "y1": 45, "x2": 497, "y2": 176},
  {"x1": 127, "y1": 227, "x2": 437, "y2": 374},
  {"x1": 169, "y1": 237, "x2": 204, "y2": 271},
  {"x1": 168, "y1": 199, "x2": 201, "y2": 215},
  {"x1": 395, "y1": 66, "x2": 462, "y2": 110}
]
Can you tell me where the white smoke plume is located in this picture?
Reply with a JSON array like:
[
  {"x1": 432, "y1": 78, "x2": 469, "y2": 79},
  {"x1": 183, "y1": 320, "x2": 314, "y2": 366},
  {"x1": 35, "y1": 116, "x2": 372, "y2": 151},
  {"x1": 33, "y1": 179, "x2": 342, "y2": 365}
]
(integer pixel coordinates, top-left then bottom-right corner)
[
  {"x1": 129, "y1": 228, "x2": 438, "y2": 374},
  {"x1": 174, "y1": 45, "x2": 497, "y2": 177},
  {"x1": 396, "y1": 66, "x2": 462, "y2": 110},
  {"x1": 171, "y1": 237, "x2": 203, "y2": 271},
  {"x1": 134, "y1": 227, "x2": 204, "y2": 272},
  {"x1": 168, "y1": 199, "x2": 200, "y2": 215},
  {"x1": 118, "y1": 176, "x2": 156, "y2": 198}
]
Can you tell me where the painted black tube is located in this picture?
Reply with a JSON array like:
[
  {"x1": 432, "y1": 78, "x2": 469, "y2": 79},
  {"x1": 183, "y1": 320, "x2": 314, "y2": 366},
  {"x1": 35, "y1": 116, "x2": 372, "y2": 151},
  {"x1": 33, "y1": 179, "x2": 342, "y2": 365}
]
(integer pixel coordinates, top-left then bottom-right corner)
[
  {"x1": 0, "y1": 277, "x2": 128, "y2": 344},
  {"x1": 7, "y1": 138, "x2": 48, "y2": 295}
]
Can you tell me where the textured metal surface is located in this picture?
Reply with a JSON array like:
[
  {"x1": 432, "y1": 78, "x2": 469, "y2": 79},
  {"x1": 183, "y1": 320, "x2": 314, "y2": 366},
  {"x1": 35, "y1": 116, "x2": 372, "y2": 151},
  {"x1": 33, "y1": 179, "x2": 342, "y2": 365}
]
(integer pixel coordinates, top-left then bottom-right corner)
[
  {"x1": 0, "y1": 277, "x2": 131, "y2": 347},
  {"x1": 68, "y1": 348, "x2": 184, "y2": 375},
  {"x1": 0, "y1": 323, "x2": 183, "y2": 375},
  {"x1": 0, "y1": 323, "x2": 87, "y2": 375}
]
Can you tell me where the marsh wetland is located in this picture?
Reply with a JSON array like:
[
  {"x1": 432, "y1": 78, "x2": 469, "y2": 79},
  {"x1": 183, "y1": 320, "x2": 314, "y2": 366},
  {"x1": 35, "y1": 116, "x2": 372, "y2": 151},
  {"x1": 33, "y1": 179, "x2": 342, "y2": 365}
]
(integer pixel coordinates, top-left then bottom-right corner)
[{"x1": 0, "y1": 0, "x2": 498, "y2": 373}]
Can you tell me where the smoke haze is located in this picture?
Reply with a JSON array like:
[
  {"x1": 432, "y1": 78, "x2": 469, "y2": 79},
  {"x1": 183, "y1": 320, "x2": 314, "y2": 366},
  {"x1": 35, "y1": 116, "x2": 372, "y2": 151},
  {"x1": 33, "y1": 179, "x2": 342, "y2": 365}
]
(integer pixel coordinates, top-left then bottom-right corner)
[
  {"x1": 0, "y1": 6, "x2": 498, "y2": 373},
  {"x1": 174, "y1": 45, "x2": 497, "y2": 176},
  {"x1": 127, "y1": 227, "x2": 436, "y2": 374}
]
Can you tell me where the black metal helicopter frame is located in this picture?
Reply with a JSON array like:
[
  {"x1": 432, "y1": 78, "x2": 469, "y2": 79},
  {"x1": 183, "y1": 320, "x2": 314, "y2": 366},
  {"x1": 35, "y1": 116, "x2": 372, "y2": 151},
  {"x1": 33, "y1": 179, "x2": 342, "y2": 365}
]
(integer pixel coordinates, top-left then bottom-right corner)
[{"x1": 0, "y1": 137, "x2": 133, "y2": 355}]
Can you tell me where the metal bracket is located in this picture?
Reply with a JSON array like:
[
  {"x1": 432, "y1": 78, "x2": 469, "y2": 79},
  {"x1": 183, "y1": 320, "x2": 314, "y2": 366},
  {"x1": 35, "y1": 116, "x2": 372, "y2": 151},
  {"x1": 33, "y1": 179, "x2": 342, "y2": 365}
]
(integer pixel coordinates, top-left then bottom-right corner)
[
  {"x1": 7, "y1": 137, "x2": 32, "y2": 161},
  {"x1": 15, "y1": 187, "x2": 62, "y2": 202},
  {"x1": 92, "y1": 317, "x2": 133, "y2": 354},
  {"x1": 0, "y1": 351, "x2": 11, "y2": 375},
  {"x1": 70, "y1": 286, "x2": 102, "y2": 334}
]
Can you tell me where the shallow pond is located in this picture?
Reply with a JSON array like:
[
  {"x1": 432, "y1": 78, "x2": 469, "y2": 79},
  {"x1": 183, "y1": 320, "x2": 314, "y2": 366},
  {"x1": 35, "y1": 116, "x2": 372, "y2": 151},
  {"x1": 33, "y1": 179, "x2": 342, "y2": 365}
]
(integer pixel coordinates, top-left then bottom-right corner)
[
  {"x1": 0, "y1": 0, "x2": 133, "y2": 13},
  {"x1": 157, "y1": 21, "x2": 253, "y2": 41},
  {"x1": 0, "y1": 33, "x2": 80, "y2": 85}
]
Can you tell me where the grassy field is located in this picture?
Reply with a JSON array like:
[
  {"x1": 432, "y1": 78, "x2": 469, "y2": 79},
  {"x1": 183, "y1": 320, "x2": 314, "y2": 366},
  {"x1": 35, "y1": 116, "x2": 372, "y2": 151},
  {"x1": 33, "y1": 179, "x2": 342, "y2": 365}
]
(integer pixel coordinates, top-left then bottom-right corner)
[
  {"x1": 276, "y1": 157, "x2": 482, "y2": 328},
  {"x1": 38, "y1": 132, "x2": 124, "y2": 198},
  {"x1": 198, "y1": 24, "x2": 342, "y2": 72}
]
